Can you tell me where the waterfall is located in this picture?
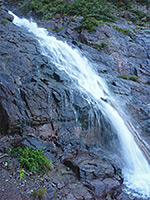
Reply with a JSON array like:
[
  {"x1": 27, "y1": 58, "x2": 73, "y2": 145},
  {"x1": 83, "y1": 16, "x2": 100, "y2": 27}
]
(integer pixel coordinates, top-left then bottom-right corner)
[{"x1": 9, "y1": 11, "x2": 150, "y2": 198}]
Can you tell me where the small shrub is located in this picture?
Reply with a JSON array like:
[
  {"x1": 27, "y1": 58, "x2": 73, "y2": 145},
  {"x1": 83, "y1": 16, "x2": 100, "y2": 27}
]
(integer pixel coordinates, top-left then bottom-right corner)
[
  {"x1": 79, "y1": 17, "x2": 100, "y2": 32},
  {"x1": 8, "y1": 146, "x2": 52, "y2": 174}
]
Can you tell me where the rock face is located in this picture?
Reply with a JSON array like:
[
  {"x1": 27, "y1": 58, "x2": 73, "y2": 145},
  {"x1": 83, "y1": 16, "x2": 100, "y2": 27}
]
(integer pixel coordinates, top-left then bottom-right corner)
[
  {"x1": 0, "y1": 8, "x2": 90, "y2": 137},
  {"x1": 2, "y1": 2, "x2": 150, "y2": 142},
  {"x1": 0, "y1": 2, "x2": 150, "y2": 200},
  {"x1": 63, "y1": 18, "x2": 150, "y2": 142}
]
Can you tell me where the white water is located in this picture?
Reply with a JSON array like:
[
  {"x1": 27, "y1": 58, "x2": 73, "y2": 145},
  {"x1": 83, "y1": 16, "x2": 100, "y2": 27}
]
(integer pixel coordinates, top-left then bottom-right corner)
[{"x1": 9, "y1": 12, "x2": 150, "y2": 198}]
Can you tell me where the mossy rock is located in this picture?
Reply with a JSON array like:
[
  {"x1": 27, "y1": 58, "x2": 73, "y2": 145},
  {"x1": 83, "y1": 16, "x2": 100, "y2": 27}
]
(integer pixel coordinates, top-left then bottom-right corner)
[
  {"x1": 117, "y1": 75, "x2": 140, "y2": 82},
  {"x1": 1, "y1": 20, "x2": 7, "y2": 25}
]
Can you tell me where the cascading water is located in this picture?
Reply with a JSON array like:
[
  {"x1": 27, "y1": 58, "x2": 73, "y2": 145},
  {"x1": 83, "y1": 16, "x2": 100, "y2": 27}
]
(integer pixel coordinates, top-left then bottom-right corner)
[{"x1": 9, "y1": 11, "x2": 150, "y2": 198}]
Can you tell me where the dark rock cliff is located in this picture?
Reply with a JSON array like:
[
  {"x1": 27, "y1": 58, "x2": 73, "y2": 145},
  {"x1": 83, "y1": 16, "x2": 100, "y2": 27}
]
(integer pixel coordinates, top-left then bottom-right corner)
[
  {"x1": 0, "y1": 7, "x2": 90, "y2": 136},
  {"x1": 0, "y1": 1, "x2": 150, "y2": 199}
]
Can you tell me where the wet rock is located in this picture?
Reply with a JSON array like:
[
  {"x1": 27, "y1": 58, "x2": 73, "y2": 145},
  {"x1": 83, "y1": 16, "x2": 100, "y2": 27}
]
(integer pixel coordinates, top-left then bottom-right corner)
[
  {"x1": 63, "y1": 150, "x2": 116, "y2": 181},
  {"x1": 0, "y1": 0, "x2": 4, "y2": 6},
  {"x1": 66, "y1": 193, "x2": 76, "y2": 200},
  {"x1": 0, "y1": 73, "x2": 27, "y2": 134},
  {"x1": 128, "y1": 43, "x2": 147, "y2": 58},
  {"x1": 45, "y1": 184, "x2": 56, "y2": 199},
  {"x1": 21, "y1": 136, "x2": 55, "y2": 152},
  {"x1": 21, "y1": 137, "x2": 45, "y2": 151},
  {"x1": 116, "y1": 192, "x2": 131, "y2": 200},
  {"x1": 87, "y1": 178, "x2": 120, "y2": 198},
  {"x1": 44, "y1": 152, "x2": 56, "y2": 162},
  {"x1": 37, "y1": 124, "x2": 57, "y2": 141},
  {"x1": 0, "y1": 7, "x2": 90, "y2": 135},
  {"x1": 71, "y1": 184, "x2": 92, "y2": 200}
]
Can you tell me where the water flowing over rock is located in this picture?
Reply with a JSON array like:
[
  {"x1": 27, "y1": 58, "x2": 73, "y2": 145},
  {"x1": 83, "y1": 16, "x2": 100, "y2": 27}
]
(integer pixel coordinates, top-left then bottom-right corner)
[
  {"x1": 0, "y1": 4, "x2": 150, "y2": 199},
  {"x1": 0, "y1": 8, "x2": 90, "y2": 137}
]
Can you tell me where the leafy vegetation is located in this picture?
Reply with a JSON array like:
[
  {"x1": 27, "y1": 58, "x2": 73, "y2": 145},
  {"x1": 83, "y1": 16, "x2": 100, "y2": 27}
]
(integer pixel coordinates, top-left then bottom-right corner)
[
  {"x1": 117, "y1": 75, "x2": 140, "y2": 82},
  {"x1": 23, "y1": 0, "x2": 115, "y2": 21},
  {"x1": 110, "y1": 0, "x2": 150, "y2": 8},
  {"x1": 31, "y1": 187, "x2": 46, "y2": 200},
  {"x1": 20, "y1": 0, "x2": 116, "y2": 32},
  {"x1": 111, "y1": 25, "x2": 132, "y2": 36},
  {"x1": 8, "y1": 146, "x2": 52, "y2": 174},
  {"x1": 17, "y1": 0, "x2": 150, "y2": 33},
  {"x1": 128, "y1": 8, "x2": 150, "y2": 25},
  {"x1": 94, "y1": 40, "x2": 109, "y2": 50},
  {"x1": 19, "y1": 168, "x2": 27, "y2": 179},
  {"x1": 110, "y1": 0, "x2": 132, "y2": 9},
  {"x1": 136, "y1": 0, "x2": 150, "y2": 6},
  {"x1": 1, "y1": 20, "x2": 8, "y2": 25},
  {"x1": 104, "y1": 22, "x2": 133, "y2": 35}
]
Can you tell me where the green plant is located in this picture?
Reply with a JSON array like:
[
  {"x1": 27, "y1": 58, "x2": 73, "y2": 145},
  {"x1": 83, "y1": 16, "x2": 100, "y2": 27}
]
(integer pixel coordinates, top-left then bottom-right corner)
[
  {"x1": 56, "y1": 25, "x2": 65, "y2": 32},
  {"x1": 117, "y1": 75, "x2": 140, "y2": 82},
  {"x1": 8, "y1": 146, "x2": 52, "y2": 174},
  {"x1": 16, "y1": 0, "x2": 150, "y2": 33},
  {"x1": 109, "y1": 0, "x2": 132, "y2": 8},
  {"x1": 19, "y1": 168, "x2": 27, "y2": 179},
  {"x1": 1, "y1": 20, "x2": 7, "y2": 25},
  {"x1": 134, "y1": 25, "x2": 146, "y2": 31},
  {"x1": 79, "y1": 17, "x2": 100, "y2": 32},
  {"x1": 112, "y1": 25, "x2": 132, "y2": 36},
  {"x1": 136, "y1": 0, "x2": 150, "y2": 6},
  {"x1": 20, "y1": 0, "x2": 116, "y2": 32},
  {"x1": 94, "y1": 40, "x2": 109, "y2": 50},
  {"x1": 128, "y1": 8, "x2": 150, "y2": 24},
  {"x1": 31, "y1": 187, "x2": 46, "y2": 200}
]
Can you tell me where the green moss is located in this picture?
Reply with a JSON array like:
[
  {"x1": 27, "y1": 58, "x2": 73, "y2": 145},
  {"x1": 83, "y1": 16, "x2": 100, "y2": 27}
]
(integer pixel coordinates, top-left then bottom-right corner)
[
  {"x1": 1, "y1": 20, "x2": 7, "y2": 25},
  {"x1": 117, "y1": 75, "x2": 140, "y2": 82},
  {"x1": 8, "y1": 146, "x2": 52, "y2": 174},
  {"x1": 134, "y1": 25, "x2": 146, "y2": 31},
  {"x1": 112, "y1": 25, "x2": 132, "y2": 36},
  {"x1": 45, "y1": 26, "x2": 64, "y2": 33},
  {"x1": 46, "y1": 27, "x2": 56, "y2": 31},
  {"x1": 103, "y1": 22, "x2": 133, "y2": 36},
  {"x1": 56, "y1": 25, "x2": 65, "y2": 32},
  {"x1": 94, "y1": 40, "x2": 108, "y2": 50}
]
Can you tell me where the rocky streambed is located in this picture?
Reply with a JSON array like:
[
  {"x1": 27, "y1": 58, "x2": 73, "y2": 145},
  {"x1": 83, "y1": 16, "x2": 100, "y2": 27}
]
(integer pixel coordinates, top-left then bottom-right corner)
[{"x1": 0, "y1": 1, "x2": 150, "y2": 199}]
